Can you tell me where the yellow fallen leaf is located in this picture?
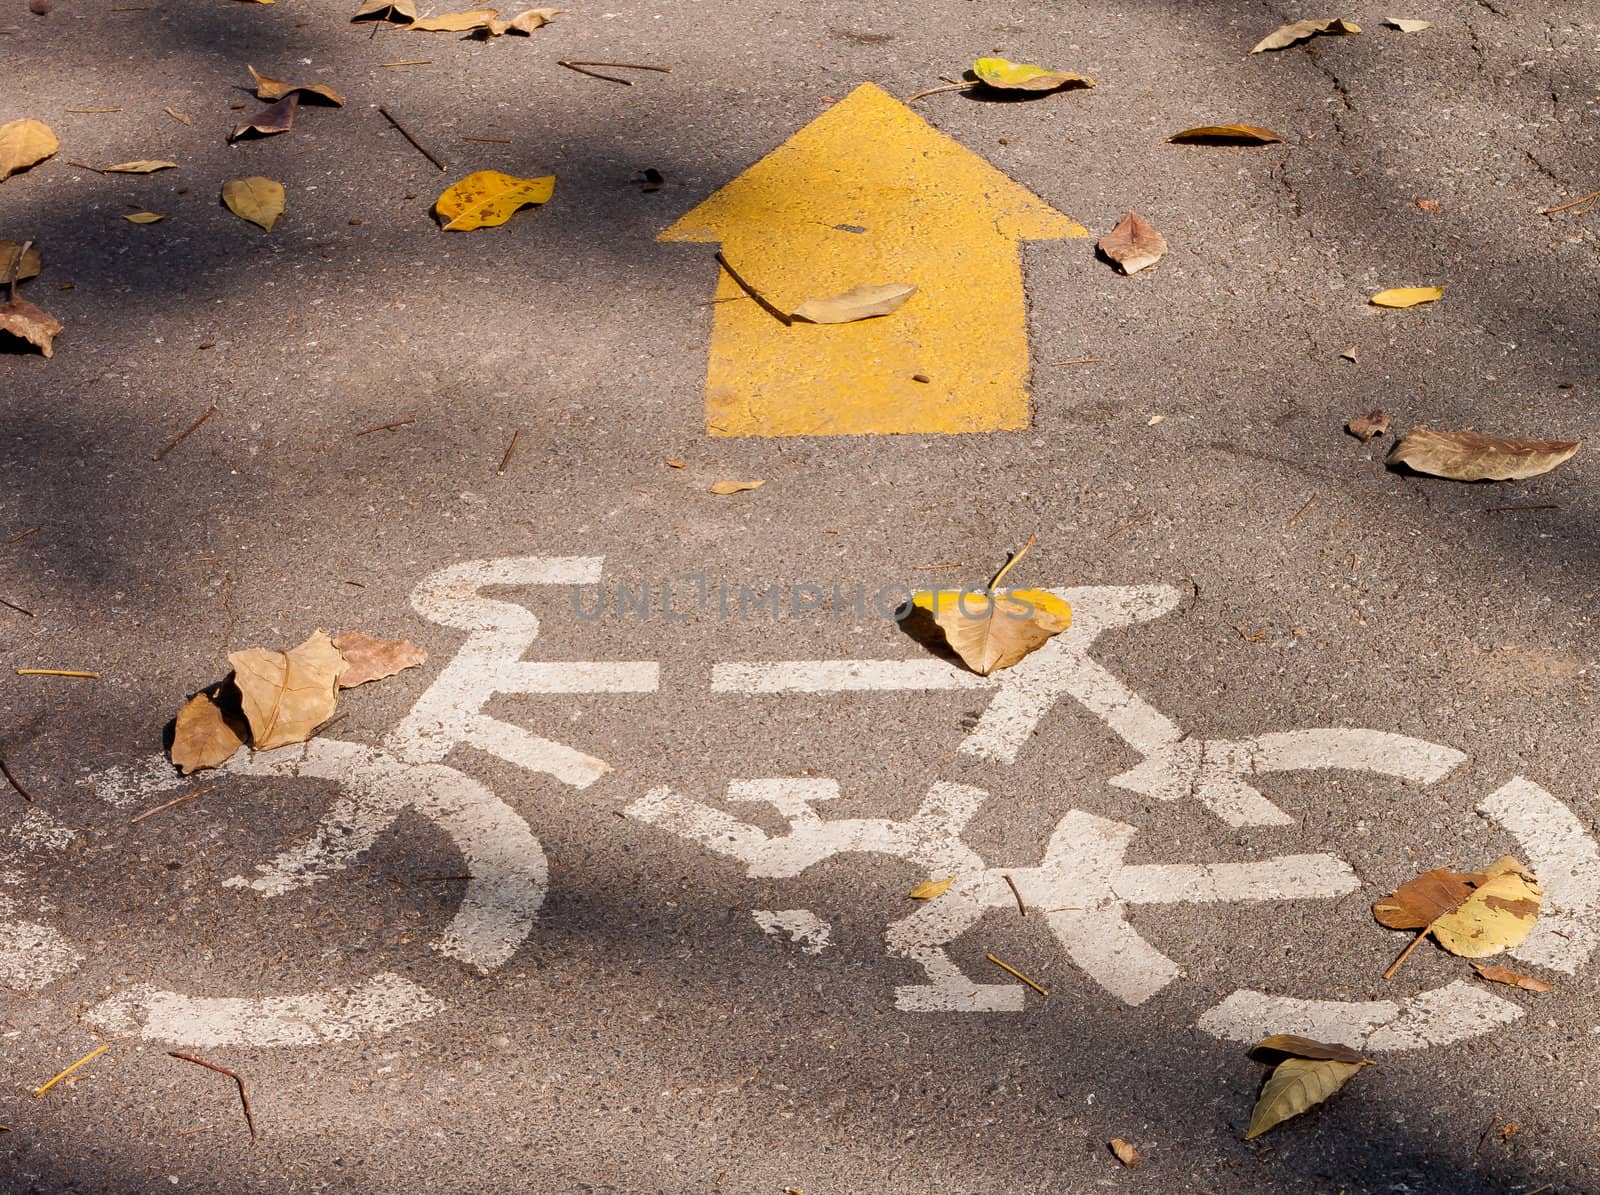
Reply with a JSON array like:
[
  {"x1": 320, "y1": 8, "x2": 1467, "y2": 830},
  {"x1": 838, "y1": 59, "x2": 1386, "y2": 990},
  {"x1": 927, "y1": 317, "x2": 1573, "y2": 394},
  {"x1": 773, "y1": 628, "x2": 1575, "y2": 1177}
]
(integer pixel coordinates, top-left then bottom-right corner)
[
  {"x1": 1385, "y1": 17, "x2": 1431, "y2": 32},
  {"x1": 222, "y1": 176, "x2": 286, "y2": 231},
  {"x1": 1430, "y1": 856, "x2": 1542, "y2": 958},
  {"x1": 434, "y1": 169, "x2": 555, "y2": 231},
  {"x1": 1386, "y1": 428, "x2": 1579, "y2": 481},
  {"x1": 1250, "y1": 17, "x2": 1361, "y2": 53},
  {"x1": 228, "y1": 629, "x2": 348, "y2": 751},
  {"x1": 710, "y1": 479, "x2": 764, "y2": 495},
  {"x1": 103, "y1": 160, "x2": 179, "y2": 173},
  {"x1": 411, "y1": 7, "x2": 497, "y2": 31},
  {"x1": 910, "y1": 537, "x2": 1071, "y2": 676},
  {"x1": 248, "y1": 65, "x2": 345, "y2": 107},
  {"x1": 909, "y1": 876, "x2": 954, "y2": 900},
  {"x1": 0, "y1": 118, "x2": 59, "y2": 182},
  {"x1": 1169, "y1": 124, "x2": 1284, "y2": 144},
  {"x1": 971, "y1": 56, "x2": 1095, "y2": 92},
  {"x1": 1371, "y1": 286, "x2": 1442, "y2": 308},
  {"x1": 482, "y1": 6, "x2": 560, "y2": 34},
  {"x1": 1246, "y1": 1058, "x2": 1370, "y2": 1139},
  {"x1": 123, "y1": 212, "x2": 165, "y2": 223},
  {"x1": 792, "y1": 282, "x2": 915, "y2": 324},
  {"x1": 170, "y1": 686, "x2": 248, "y2": 774},
  {"x1": 1109, "y1": 1139, "x2": 1142, "y2": 1169}
]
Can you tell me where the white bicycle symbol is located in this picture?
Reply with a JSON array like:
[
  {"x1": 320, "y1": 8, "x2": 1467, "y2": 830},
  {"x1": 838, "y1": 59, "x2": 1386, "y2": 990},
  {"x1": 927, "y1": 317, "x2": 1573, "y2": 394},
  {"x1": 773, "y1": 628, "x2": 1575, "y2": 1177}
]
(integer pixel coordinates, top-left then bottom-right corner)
[{"x1": 23, "y1": 555, "x2": 1594, "y2": 1051}]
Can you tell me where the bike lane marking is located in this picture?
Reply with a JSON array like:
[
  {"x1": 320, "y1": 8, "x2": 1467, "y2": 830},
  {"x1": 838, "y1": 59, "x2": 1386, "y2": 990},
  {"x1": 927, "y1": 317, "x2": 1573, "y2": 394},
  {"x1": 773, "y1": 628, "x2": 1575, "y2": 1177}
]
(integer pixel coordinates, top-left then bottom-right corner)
[{"x1": 0, "y1": 808, "x2": 81, "y2": 993}]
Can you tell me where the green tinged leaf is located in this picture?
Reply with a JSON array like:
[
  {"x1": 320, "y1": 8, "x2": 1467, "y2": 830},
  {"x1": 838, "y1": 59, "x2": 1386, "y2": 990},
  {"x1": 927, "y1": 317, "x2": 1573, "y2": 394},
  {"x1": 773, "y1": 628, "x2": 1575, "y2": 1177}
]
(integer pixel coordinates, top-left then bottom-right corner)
[{"x1": 1246, "y1": 1058, "x2": 1369, "y2": 1139}]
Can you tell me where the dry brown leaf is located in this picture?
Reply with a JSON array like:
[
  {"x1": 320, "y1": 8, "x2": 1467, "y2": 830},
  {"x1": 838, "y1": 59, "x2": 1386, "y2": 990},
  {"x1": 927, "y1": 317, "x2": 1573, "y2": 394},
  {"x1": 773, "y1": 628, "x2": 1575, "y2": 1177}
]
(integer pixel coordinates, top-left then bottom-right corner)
[
  {"x1": 792, "y1": 282, "x2": 915, "y2": 324},
  {"x1": 248, "y1": 65, "x2": 345, "y2": 107},
  {"x1": 1346, "y1": 410, "x2": 1390, "y2": 442},
  {"x1": 1416, "y1": 198, "x2": 1442, "y2": 212},
  {"x1": 909, "y1": 539, "x2": 1072, "y2": 676},
  {"x1": 222, "y1": 176, "x2": 286, "y2": 232},
  {"x1": 1251, "y1": 17, "x2": 1361, "y2": 53},
  {"x1": 908, "y1": 876, "x2": 954, "y2": 900},
  {"x1": 0, "y1": 296, "x2": 63, "y2": 357},
  {"x1": 353, "y1": 0, "x2": 418, "y2": 20},
  {"x1": 1387, "y1": 427, "x2": 1580, "y2": 481},
  {"x1": 1246, "y1": 1058, "x2": 1369, "y2": 1139},
  {"x1": 1385, "y1": 17, "x2": 1432, "y2": 32},
  {"x1": 481, "y1": 6, "x2": 560, "y2": 34},
  {"x1": 0, "y1": 118, "x2": 59, "y2": 182},
  {"x1": 102, "y1": 160, "x2": 179, "y2": 174},
  {"x1": 228, "y1": 629, "x2": 348, "y2": 751},
  {"x1": 1340, "y1": 346, "x2": 1359, "y2": 363},
  {"x1": 170, "y1": 685, "x2": 248, "y2": 774},
  {"x1": 165, "y1": 107, "x2": 193, "y2": 126},
  {"x1": 411, "y1": 8, "x2": 497, "y2": 31},
  {"x1": 0, "y1": 242, "x2": 42, "y2": 283},
  {"x1": 1472, "y1": 962, "x2": 1552, "y2": 993},
  {"x1": 332, "y1": 631, "x2": 428, "y2": 688},
  {"x1": 1374, "y1": 866, "x2": 1479, "y2": 931},
  {"x1": 1109, "y1": 1139, "x2": 1142, "y2": 1169},
  {"x1": 710, "y1": 479, "x2": 765, "y2": 495},
  {"x1": 230, "y1": 93, "x2": 299, "y2": 141},
  {"x1": 1169, "y1": 124, "x2": 1284, "y2": 145},
  {"x1": 1247, "y1": 1035, "x2": 1368, "y2": 1065},
  {"x1": 1098, "y1": 211, "x2": 1167, "y2": 275},
  {"x1": 664, "y1": 458, "x2": 686, "y2": 468},
  {"x1": 123, "y1": 212, "x2": 166, "y2": 224}
]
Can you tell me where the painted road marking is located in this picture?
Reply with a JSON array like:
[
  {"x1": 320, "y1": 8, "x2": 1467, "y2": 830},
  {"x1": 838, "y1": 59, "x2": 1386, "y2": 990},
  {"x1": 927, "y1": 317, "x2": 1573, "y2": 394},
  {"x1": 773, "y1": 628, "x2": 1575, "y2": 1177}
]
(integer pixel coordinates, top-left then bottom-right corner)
[
  {"x1": 89, "y1": 973, "x2": 442, "y2": 1047},
  {"x1": 627, "y1": 780, "x2": 1357, "y2": 1011},
  {"x1": 82, "y1": 556, "x2": 659, "y2": 1045},
  {"x1": 753, "y1": 910, "x2": 834, "y2": 955},
  {"x1": 713, "y1": 585, "x2": 1466, "y2": 827},
  {"x1": 0, "y1": 808, "x2": 81, "y2": 993},
  {"x1": 659, "y1": 82, "x2": 1086, "y2": 436}
]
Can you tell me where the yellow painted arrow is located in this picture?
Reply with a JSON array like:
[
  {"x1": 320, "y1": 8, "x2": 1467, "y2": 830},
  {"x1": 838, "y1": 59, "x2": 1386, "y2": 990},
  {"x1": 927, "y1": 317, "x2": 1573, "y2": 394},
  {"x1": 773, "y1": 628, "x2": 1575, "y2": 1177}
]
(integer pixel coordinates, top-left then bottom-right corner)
[{"x1": 659, "y1": 82, "x2": 1086, "y2": 437}]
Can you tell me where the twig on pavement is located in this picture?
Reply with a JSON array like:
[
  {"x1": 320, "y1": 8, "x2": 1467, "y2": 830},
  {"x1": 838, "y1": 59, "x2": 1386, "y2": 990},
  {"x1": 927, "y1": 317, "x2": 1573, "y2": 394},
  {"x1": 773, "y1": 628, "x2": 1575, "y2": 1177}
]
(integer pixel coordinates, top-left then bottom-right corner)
[
  {"x1": 379, "y1": 105, "x2": 446, "y2": 171},
  {"x1": 168, "y1": 1052, "x2": 257, "y2": 1142},
  {"x1": 152, "y1": 403, "x2": 217, "y2": 462},
  {"x1": 986, "y1": 953, "x2": 1048, "y2": 997},
  {"x1": 130, "y1": 785, "x2": 214, "y2": 825},
  {"x1": 33, "y1": 1044, "x2": 110, "y2": 1098},
  {"x1": 0, "y1": 755, "x2": 35, "y2": 803}
]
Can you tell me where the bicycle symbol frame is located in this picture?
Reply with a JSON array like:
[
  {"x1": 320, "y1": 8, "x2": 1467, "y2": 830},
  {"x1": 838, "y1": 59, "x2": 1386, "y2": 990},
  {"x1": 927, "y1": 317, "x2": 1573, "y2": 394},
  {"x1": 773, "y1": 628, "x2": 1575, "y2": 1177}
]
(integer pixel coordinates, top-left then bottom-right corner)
[{"x1": 18, "y1": 555, "x2": 1592, "y2": 1051}]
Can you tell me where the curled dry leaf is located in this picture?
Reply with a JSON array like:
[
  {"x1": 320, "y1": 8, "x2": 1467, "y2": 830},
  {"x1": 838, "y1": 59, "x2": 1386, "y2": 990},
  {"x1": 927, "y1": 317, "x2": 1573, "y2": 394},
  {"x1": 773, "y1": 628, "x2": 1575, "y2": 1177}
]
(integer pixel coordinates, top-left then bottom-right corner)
[
  {"x1": 1415, "y1": 198, "x2": 1442, "y2": 212},
  {"x1": 104, "y1": 160, "x2": 179, "y2": 173},
  {"x1": 1370, "y1": 285, "x2": 1441, "y2": 308},
  {"x1": 0, "y1": 296, "x2": 64, "y2": 357},
  {"x1": 222, "y1": 176, "x2": 286, "y2": 231},
  {"x1": 1109, "y1": 1139, "x2": 1142, "y2": 1169},
  {"x1": 971, "y1": 56, "x2": 1095, "y2": 93},
  {"x1": 170, "y1": 684, "x2": 249, "y2": 774},
  {"x1": 1387, "y1": 427, "x2": 1579, "y2": 482},
  {"x1": 1472, "y1": 962, "x2": 1552, "y2": 992},
  {"x1": 1098, "y1": 211, "x2": 1167, "y2": 275},
  {"x1": 481, "y1": 6, "x2": 560, "y2": 34},
  {"x1": 0, "y1": 242, "x2": 42, "y2": 283},
  {"x1": 710, "y1": 479, "x2": 764, "y2": 495},
  {"x1": 792, "y1": 282, "x2": 915, "y2": 324},
  {"x1": 228, "y1": 629, "x2": 348, "y2": 751},
  {"x1": 909, "y1": 539, "x2": 1072, "y2": 676},
  {"x1": 1246, "y1": 1058, "x2": 1370, "y2": 1139},
  {"x1": 123, "y1": 212, "x2": 165, "y2": 224},
  {"x1": 1169, "y1": 124, "x2": 1283, "y2": 145},
  {"x1": 332, "y1": 631, "x2": 428, "y2": 688},
  {"x1": 230, "y1": 93, "x2": 300, "y2": 141},
  {"x1": 1385, "y1": 17, "x2": 1432, "y2": 32},
  {"x1": 434, "y1": 169, "x2": 555, "y2": 230},
  {"x1": 1346, "y1": 410, "x2": 1390, "y2": 442},
  {"x1": 1250, "y1": 17, "x2": 1361, "y2": 53},
  {"x1": 411, "y1": 8, "x2": 498, "y2": 31},
  {"x1": 1247, "y1": 1035, "x2": 1367, "y2": 1065},
  {"x1": 0, "y1": 118, "x2": 60, "y2": 182},
  {"x1": 352, "y1": 0, "x2": 418, "y2": 20},
  {"x1": 908, "y1": 876, "x2": 954, "y2": 900},
  {"x1": 248, "y1": 65, "x2": 346, "y2": 107}
]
